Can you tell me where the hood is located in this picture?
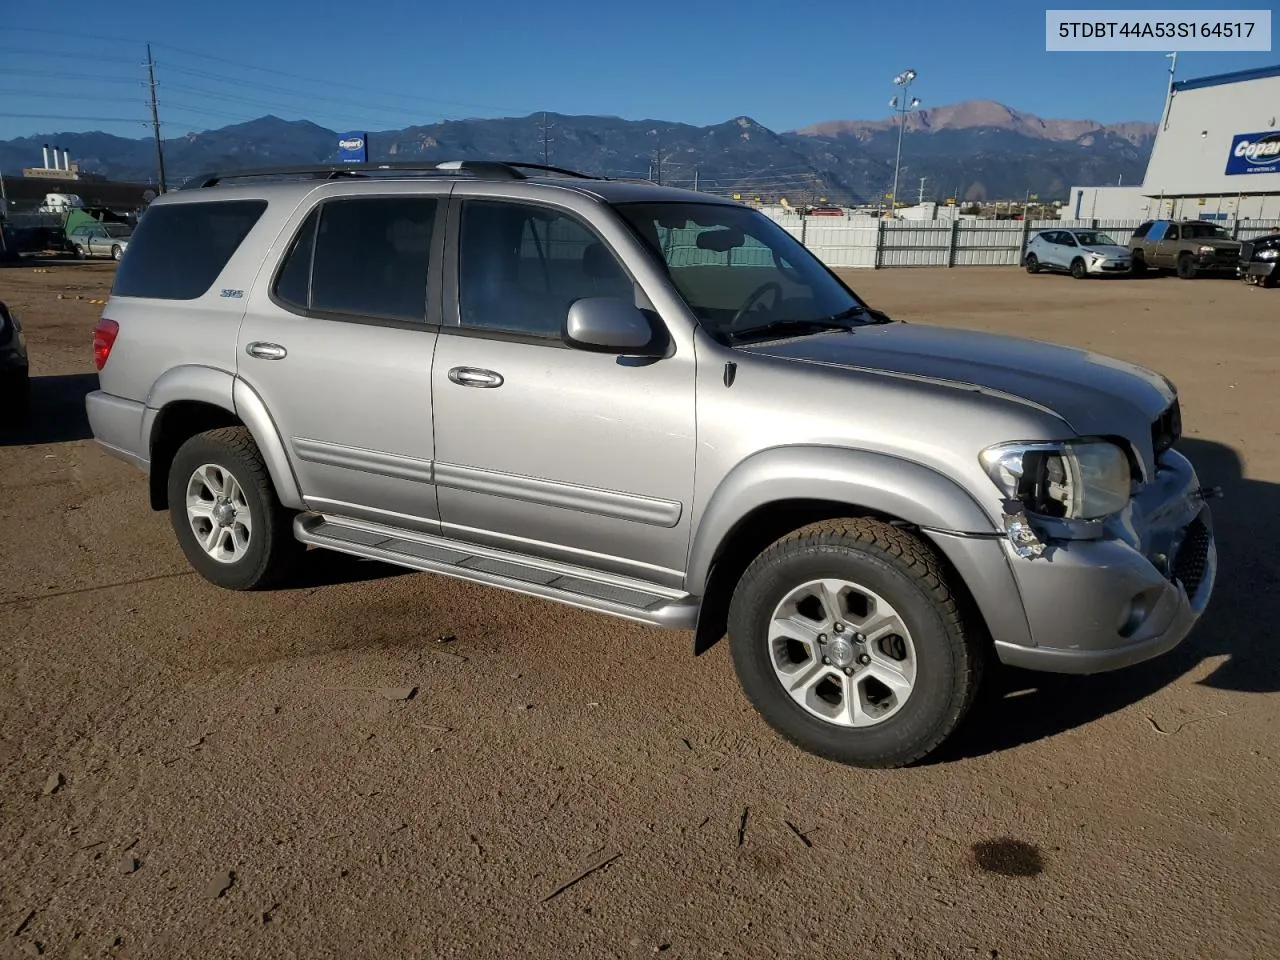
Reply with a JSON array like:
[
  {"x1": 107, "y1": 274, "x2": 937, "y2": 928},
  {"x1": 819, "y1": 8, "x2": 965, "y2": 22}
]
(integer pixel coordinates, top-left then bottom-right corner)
[
  {"x1": 738, "y1": 321, "x2": 1175, "y2": 453},
  {"x1": 1080, "y1": 244, "x2": 1130, "y2": 258},
  {"x1": 1198, "y1": 237, "x2": 1241, "y2": 250}
]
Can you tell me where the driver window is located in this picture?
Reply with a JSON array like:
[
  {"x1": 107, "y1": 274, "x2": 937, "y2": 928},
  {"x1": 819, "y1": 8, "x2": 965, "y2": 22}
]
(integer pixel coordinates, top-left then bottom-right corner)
[{"x1": 1166, "y1": 225, "x2": 1180, "y2": 240}]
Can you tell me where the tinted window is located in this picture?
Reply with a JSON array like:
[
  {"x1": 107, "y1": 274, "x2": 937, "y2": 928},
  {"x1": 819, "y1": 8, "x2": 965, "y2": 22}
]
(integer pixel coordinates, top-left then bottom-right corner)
[
  {"x1": 457, "y1": 200, "x2": 633, "y2": 338},
  {"x1": 308, "y1": 197, "x2": 436, "y2": 322},
  {"x1": 272, "y1": 208, "x2": 318, "y2": 311},
  {"x1": 616, "y1": 201, "x2": 862, "y2": 341},
  {"x1": 1131, "y1": 222, "x2": 1153, "y2": 239},
  {"x1": 112, "y1": 200, "x2": 267, "y2": 300}
]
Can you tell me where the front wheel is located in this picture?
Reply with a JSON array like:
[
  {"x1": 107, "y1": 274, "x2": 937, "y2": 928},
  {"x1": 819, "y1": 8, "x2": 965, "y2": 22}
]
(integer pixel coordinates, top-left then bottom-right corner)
[
  {"x1": 1024, "y1": 254, "x2": 1040, "y2": 274},
  {"x1": 167, "y1": 426, "x2": 304, "y2": 590},
  {"x1": 1070, "y1": 257, "x2": 1088, "y2": 279},
  {"x1": 726, "y1": 518, "x2": 985, "y2": 768},
  {"x1": 73, "y1": 245, "x2": 86, "y2": 260},
  {"x1": 1130, "y1": 253, "x2": 1146, "y2": 276},
  {"x1": 111, "y1": 245, "x2": 122, "y2": 261},
  {"x1": 1176, "y1": 253, "x2": 1198, "y2": 279}
]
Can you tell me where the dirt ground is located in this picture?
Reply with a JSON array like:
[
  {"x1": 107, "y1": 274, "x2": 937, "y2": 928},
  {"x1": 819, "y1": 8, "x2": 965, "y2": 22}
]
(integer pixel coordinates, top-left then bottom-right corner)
[{"x1": 2, "y1": 261, "x2": 1277, "y2": 959}]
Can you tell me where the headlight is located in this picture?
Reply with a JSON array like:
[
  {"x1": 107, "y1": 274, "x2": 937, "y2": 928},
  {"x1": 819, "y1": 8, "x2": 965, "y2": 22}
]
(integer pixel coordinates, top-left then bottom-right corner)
[
  {"x1": 1198, "y1": 245, "x2": 1216, "y2": 254},
  {"x1": 1258, "y1": 248, "x2": 1278, "y2": 261},
  {"x1": 979, "y1": 440, "x2": 1132, "y2": 520}
]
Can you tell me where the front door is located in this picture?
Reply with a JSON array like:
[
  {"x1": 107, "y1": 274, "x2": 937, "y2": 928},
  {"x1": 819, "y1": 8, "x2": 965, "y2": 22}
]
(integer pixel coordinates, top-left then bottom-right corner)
[
  {"x1": 429, "y1": 195, "x2": 696, "y2": 584},
  {"x1": 236, "y1": 188, "x2": 448, "y2": 531}
]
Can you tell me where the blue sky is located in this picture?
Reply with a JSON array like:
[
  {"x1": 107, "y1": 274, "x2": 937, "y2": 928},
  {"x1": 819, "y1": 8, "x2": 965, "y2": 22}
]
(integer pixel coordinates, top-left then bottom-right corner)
[{"x1": 2, "y1": 0, "x2": 1278, "y2": 141}]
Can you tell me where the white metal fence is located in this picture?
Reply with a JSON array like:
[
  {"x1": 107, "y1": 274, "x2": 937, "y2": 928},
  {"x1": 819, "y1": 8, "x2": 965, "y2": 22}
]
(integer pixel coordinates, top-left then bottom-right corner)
[{"x1": 759, "y1": 213, "x2": 1280, "y2": 269}]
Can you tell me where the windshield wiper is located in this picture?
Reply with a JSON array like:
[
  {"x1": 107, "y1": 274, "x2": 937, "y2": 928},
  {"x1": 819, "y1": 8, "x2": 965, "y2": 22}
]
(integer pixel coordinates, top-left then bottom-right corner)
[{"x1": 727, "y1": 305, "x2": 884, "y2": 343}]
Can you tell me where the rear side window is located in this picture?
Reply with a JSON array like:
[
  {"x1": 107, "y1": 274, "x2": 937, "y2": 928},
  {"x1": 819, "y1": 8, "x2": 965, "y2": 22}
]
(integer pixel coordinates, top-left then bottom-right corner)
[
  {"x1": 273, "y1": 196, "x2": 437, "y2": 323},
  {"x1": 1131, "y1": 221, "x2": 1153, "y2": 239},
  {"x1": 112, "y1": 199, "x2": 267, "y2": 300}
]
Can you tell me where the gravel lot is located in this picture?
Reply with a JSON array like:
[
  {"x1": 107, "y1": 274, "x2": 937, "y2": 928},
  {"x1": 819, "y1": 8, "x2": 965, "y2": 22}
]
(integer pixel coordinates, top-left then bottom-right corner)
[{"x1": 2, "y1": 261, "x2": 1277, "y2": 959}]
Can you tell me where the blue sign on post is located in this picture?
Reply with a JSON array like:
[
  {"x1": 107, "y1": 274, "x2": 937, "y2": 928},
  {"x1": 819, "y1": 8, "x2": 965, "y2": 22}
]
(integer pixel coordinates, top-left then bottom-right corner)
[
  {"x1": 1225, "y1": 131, "x2": 1280, "y2": 176},
  {"x1": 337, "y1": 132, "x2": 368, "y2": 164}
]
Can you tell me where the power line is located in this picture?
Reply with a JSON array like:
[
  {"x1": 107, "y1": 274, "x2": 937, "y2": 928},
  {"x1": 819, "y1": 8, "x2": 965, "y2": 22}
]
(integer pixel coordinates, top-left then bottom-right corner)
[
  {"x1": 0, "y1": 69, "x2": 143, "y2": 85},
  {"x1": 0, "y1": 112, "x2": 146, "y2": 124},
  {"x1": 151, "y1": 42, "x2": 534, "y2": 115},
  {"x1": 0, "y1": 89, "x2": 140, "y2": 103},
  {"x1": 0, "y1": 45, "x2": 141, "y2": 66}
]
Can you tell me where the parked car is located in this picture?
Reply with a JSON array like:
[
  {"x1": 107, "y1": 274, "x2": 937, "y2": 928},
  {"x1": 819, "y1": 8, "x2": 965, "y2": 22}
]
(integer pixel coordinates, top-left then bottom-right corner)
[
  {"x1": 67, "y1": 222, "x2": 132, "y2": 261},
  {"x1": 84, "y1": 160, "x2": 1218, "y2": 768},
  {"x1": 1127, "y1": 219, "x2": 1241, "y2": 278},
  {"x1": 1, "y1": 299, "x2": 30, "y2": 416},
  {"x1": 1237, "y1": 229, "x2": 1280, "y2": 288},
  {"x1": 1024, "y1": 228, "x2": 1132, "y2": 278}
]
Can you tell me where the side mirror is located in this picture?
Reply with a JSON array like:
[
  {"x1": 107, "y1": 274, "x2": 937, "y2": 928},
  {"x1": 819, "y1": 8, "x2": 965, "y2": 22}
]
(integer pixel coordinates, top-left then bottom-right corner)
[{"x1": 563, "y1": 297, "x2": 663, "y2": 356}]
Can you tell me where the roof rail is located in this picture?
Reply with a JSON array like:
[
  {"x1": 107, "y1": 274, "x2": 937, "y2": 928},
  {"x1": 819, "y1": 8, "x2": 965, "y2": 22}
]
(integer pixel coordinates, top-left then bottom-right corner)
[{"x1": 182, "y1": 159, "x2": 598, "y2": 189}]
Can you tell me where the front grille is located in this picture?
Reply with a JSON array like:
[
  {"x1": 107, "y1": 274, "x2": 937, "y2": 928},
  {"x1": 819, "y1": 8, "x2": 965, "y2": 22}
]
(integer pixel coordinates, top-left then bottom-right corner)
[
  {"x1": 1171, "y1": 515, "x2": 1211, "y2": 598},
  {"x1": 1241, "y1": 241, "x2": 1256, "y2": 262},
  {"x1": 1152, "y1": 398, "x2": 1182, "y2": 455}
]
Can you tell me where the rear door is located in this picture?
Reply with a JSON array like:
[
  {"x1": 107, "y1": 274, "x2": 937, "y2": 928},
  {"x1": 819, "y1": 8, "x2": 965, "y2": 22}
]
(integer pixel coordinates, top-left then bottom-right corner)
[{"x1": 235, "y1": 185, "x2": 449, "y2": 532}]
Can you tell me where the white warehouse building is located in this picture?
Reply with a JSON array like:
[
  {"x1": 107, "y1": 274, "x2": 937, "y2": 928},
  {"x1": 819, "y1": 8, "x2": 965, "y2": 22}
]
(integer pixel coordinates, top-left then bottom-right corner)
[{"x1": 1068, "y1": 64, "x2": 1280, "y2": 222}]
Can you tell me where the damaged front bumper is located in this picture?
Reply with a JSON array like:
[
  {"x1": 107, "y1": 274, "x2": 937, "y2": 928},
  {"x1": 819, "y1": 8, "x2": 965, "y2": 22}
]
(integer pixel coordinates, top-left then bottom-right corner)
[{"x1": 992, "y1": 448, "x2": 1217, "y2": 675}]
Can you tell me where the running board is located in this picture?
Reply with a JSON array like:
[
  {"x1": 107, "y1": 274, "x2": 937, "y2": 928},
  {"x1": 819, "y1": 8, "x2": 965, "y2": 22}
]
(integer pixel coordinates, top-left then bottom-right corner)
[{"x1": 293, "y1": 514, "x2": 700, "y2": 630}]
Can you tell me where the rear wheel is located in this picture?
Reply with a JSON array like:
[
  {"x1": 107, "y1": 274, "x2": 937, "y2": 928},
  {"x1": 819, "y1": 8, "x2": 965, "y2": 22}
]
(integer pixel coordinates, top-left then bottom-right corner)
[
  {"x1": 726, "y1": 518, "x2": 985, "y2": 768},
  {"x1": 1176, "y1": 253, "x2": 1198, "y2": 279},
  {"x1": 1070, "y1": 257, "x2": 1088, "y2": 279},
  {"x1": 167, "y1": 426, "x2": 304, "y2": 590},
  {"x1": 1024, "y1": 254, "x2": 1040, "y2": 274}
]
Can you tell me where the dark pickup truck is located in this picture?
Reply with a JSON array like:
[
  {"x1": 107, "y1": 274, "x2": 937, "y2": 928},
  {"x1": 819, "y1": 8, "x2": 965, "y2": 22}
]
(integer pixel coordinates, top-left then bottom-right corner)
[
  {"x1": 1127, "y1": 219, "x2": 1242, "y2": 278},
  {"x1": 1238, "y1": 230, "x2": 1280, "y2": 288}
]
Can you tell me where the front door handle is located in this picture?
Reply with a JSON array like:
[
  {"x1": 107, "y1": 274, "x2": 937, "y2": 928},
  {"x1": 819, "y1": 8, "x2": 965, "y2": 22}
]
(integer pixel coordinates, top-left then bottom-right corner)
[
  {"x1": 246, "y1": 341, "x2": 287, "y2": 361},
  {"x1": 448, "y1": 366, "x2": 504, "y2": 388}
]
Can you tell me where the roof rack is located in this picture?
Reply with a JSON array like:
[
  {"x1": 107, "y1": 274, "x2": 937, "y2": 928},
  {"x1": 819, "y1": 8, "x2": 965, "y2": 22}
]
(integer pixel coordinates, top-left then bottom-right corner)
[{"x1": 183, "y1": 159, "x2": 598, "y2": 190}]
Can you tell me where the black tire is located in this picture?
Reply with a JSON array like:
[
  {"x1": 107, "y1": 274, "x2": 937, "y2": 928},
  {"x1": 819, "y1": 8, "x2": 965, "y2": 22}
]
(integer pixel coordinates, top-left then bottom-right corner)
[
  {"x1": 167, "y1": 426, "x2": 303, "y2": 590},
  {"x1": 1070, "y1": 257, "x2": 1088, "y2": 279},
  {"x1": 726, "y1": 518, "x2": 985, "y2": 768},
  {"x1": 1024, "y1": 254, "x2": 1040, "y2": 274},
  {"x1": 73, "y1": 245, "x2": 86, "y2": 260},
  {"x1": 1130, "y1": 252, "x2": 1146, "y2": 276},
  {"x1": 111, "y1": 245, "x2": 122, "y2": 261},
  {"x1": 1176, "y1": 253, "x2": 1197, "y2": 279}
]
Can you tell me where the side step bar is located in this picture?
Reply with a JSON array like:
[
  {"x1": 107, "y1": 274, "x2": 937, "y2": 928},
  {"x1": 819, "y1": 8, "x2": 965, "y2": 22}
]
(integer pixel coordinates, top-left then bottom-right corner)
[{"x1": 294, "y1": 514, "x2": 700, "y2": 630}]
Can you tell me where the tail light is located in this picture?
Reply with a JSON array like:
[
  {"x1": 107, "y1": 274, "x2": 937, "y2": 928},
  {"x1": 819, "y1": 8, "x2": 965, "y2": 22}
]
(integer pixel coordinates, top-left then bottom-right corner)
[{"x1": 93, "y1": 318, "x2": 119, "y2": 371}]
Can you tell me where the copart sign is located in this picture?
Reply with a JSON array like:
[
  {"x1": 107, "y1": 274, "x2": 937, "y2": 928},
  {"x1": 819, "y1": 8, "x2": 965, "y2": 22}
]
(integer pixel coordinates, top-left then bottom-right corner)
[{"x1": 1225, "y1": 132, "x2": 1280, "y2": 176}]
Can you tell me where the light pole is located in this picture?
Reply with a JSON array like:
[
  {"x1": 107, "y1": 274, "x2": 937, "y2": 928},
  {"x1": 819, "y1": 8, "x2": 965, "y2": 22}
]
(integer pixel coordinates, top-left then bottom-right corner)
[{"x1": 888, "y1": 68, "x2": 919, "y2": 218}]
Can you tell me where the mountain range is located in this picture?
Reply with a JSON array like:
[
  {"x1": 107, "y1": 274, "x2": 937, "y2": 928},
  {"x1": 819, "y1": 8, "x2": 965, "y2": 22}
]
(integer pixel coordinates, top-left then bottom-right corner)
[{"x1": 0, "y1": 99, "x2": 1157, "y2": 203}]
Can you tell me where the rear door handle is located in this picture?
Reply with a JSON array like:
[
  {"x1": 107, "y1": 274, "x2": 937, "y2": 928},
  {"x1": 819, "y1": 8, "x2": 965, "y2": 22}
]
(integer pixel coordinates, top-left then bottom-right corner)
[
  {"x1": 448, "y1": 366, "x2": 503, "y2": 388},
  {"x1": 246, "y1": 341, "x2": 287, "y2": 360}
]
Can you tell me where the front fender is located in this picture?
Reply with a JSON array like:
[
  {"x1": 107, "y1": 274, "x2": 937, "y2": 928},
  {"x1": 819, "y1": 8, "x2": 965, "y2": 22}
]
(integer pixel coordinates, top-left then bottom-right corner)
[{"x1": 685, "y1": 445, "x2": 999, "y2": 594}]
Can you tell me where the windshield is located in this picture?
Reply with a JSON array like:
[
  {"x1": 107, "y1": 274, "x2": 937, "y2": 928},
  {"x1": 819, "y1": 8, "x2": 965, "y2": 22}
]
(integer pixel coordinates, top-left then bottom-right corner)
[
  {"x1": 104, "y1": 224, "x2": 132, "y2": 238},
  {"x1": 1073, "y1": 232, "x2": 1117, "y2": 246},
  {"x1": 1183, "y1": 223, "x2": 1230, "y2": 240},
  {"x1": 614, "y1": 201, "x2": 866, "y2": 340}
]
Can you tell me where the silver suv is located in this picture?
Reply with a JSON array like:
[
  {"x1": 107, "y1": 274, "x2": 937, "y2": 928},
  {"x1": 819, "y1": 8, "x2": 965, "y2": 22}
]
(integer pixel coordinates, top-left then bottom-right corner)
[{"x1": 85, "y1": 160, "x2": 1218, "y2": 767}]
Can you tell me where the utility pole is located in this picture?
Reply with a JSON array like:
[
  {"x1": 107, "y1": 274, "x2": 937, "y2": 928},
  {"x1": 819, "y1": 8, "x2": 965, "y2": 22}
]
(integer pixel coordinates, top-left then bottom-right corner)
[
  {"x1": 146, "y1": 43, "x2": 167, "y2": 194},
  {"x1": 693, "y1": 167, "x2": 699, "y2": 193},
  {"x1": 917, "y1": 176, "x2": 927, "y2": 205},
  {"x1": 540, "y1": 112, "x2": 552, "y2": 167}
]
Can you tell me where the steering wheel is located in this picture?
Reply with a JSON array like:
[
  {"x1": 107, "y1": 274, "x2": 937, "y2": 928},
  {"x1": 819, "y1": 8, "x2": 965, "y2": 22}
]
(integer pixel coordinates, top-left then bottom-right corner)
[{"x1": 729, "y1": 281, "x2": 783, "y2": 329}]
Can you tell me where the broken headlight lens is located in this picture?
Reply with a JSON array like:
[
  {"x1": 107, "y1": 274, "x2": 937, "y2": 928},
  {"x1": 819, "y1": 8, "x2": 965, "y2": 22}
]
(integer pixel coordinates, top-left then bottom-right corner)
[{"x1": 979, "y1": 440, "x2": 1131, "y2": 520}]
